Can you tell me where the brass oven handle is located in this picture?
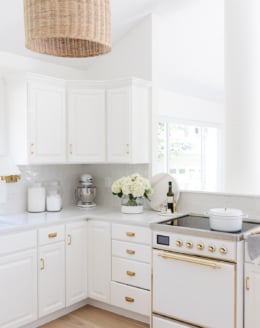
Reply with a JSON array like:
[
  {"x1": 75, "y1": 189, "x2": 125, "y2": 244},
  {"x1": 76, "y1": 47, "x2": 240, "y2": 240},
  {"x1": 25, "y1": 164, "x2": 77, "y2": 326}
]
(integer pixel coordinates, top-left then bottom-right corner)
[
  {"x1": 48, "y1": 232, "x2": 57, "y2": 238},
  {"x1": 125, "y1": 296, "x2": 135, "y2": 303},
  {"x1": 245, "y1": 276, "x2": 250, "y2": 290},
  {"x1": 126, "y1": 270, "x2": 136, "y2": 277},
  {"x1": 158, "y1": 252, "x2": 221, "y2": 269}
]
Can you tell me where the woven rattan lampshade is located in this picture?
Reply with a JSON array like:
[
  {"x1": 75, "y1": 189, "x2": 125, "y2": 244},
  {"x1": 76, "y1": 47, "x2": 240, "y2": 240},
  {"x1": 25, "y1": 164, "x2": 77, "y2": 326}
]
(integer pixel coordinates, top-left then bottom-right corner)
[{"x1": 24, "y1": 0, "x2": 111, "y2": 57}]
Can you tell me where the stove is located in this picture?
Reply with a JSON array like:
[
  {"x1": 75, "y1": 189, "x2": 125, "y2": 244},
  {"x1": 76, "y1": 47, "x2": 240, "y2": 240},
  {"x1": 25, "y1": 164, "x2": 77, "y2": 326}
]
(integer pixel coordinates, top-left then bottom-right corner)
[{"x1": 152, "y1": 214, "x2": 260, "y2": 328}]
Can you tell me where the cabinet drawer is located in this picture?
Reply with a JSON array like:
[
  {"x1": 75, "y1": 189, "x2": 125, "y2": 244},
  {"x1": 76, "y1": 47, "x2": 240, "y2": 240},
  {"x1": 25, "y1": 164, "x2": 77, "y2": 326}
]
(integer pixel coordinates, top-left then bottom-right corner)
[
  {"x1": 112, "y1": 240, "x2": 150, "y2": 263},
  {"x1": 111, "y1": 281, "x2": 150, "y2": 316},
  {"x1": 153, "y1": 315, "x2": 196, "y2": 328},
  {"x1": 112, "y1": 224, "x2": 150, "y2": 244},
  {"x1": 0, "y1": 230, "x2": 37, "y2": 255},
  {"x1": 112, "y1": 257, "x2": 150, "y2": 290},
  {"x1": 38, "y1": 225, "x2": 64, "y2": 245}
]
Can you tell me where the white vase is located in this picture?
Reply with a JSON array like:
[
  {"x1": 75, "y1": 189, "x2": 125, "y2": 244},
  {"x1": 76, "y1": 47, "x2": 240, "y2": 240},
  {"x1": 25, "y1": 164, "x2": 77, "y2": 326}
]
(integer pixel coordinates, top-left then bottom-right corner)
[{"x1": 121, "y1": 195, "x2": 144, "y2": 214}]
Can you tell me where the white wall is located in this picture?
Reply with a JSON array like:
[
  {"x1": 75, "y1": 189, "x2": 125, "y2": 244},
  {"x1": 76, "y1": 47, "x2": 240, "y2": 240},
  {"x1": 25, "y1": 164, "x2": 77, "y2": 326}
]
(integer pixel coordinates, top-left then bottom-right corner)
[
  {"x1": 158, "y1": 89, "x2": 224, "y2": 125},
  {"x1": 0, "y1": 51, "x2": 87, "y2": 79},
  {"x1": 0, "y1": 78, "x2": 6, "y2": 155},
  {"x1": 85, "y1": 15, "x2": 153, "y2": 81}
]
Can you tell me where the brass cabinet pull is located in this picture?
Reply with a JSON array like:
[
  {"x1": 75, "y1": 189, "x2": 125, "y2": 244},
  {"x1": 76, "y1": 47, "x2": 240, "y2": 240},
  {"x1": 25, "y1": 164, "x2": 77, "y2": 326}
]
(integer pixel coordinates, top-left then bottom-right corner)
[
  {"x1": 30, "y1": 143, "x2": 35, "y2": 155},
  {"x1": 48, "y1": 232, "x2": 57, "y2": 238},
  {"x1": 158, "y1": 252, "x2": 221, "y2": 269},
  {"x1": 126, "y1": 249, "x2": 135, "y2": 255},
  {"x1": 40, "y1": 258, "x2": 45, "y2": 270},
  {"x1": 126, "y1": 232, "x2": 135, "y2": 237},
  {"x1": 125, "y1": 296, "x2": 135, "y2": 303},
  {"x1": 67, "y1": 234, "x2": 72, "y2": 245},
  {"x1": 126, "y1": 270, "x2": 136, "y2": 277},
  {"x1": 246, "y1": 276, "x2": 250, "y2": 290},
  {"x1": 69, "y1": 144, "x2": 73, "y2": 154},
  {"x1": 125, "y1": 144, "x2": 129, "y2": 154}
]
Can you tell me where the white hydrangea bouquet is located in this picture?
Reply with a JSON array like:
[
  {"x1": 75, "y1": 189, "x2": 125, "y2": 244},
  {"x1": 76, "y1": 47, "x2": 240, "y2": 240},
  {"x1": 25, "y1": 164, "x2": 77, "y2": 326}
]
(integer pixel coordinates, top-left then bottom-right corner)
[{"x1": 111, "y1": 173, "x2": 153, "y2": 213}]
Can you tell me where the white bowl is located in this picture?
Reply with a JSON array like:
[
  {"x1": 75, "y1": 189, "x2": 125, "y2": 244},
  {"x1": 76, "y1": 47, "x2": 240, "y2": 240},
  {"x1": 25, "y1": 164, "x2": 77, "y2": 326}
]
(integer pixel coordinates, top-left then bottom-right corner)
[{"x1": 209, "y1": 208, "x2": 243, "y2": 232}]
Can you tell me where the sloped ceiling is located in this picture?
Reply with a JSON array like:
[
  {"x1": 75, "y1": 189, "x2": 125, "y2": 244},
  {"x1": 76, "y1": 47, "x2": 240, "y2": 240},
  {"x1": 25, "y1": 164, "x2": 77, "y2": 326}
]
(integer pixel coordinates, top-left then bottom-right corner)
[{"x1": 0, "y1": 0, "x2": 224, "y2": 101}]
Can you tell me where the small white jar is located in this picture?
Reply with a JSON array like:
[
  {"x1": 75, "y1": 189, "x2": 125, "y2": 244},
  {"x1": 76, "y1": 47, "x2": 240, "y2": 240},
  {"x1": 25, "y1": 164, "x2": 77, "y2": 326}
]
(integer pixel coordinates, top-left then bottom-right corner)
[
  {"x1": 27, "y1": 182, "x2": 46, "y2": 213},
  {"x1": 46, "y1": 181, "x2": 62, "y2": 212}
]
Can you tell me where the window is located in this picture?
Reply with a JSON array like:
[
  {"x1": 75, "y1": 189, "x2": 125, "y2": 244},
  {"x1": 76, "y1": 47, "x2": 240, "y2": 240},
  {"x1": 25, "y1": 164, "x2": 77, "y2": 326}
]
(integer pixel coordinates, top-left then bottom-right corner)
[{"x1": 155, "y1": 121, "x2": 222, "y2": 191}]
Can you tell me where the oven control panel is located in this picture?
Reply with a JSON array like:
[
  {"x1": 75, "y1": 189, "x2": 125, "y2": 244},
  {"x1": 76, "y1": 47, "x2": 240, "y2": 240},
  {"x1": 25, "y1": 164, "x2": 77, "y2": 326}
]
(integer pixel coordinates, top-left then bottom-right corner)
[{"x1": 153, "y1": 231, "x2": 237, "y2": 262}]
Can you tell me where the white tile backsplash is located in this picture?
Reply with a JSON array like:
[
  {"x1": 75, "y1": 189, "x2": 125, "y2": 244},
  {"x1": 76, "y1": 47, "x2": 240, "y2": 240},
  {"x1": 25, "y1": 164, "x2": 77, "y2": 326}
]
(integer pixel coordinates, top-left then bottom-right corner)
[
  {"x1": 2, "y1": 164, "x2": 260, "y2": 221},
  {"x1": 0, "y1": 164, "x2": 149, "y2": 215}
]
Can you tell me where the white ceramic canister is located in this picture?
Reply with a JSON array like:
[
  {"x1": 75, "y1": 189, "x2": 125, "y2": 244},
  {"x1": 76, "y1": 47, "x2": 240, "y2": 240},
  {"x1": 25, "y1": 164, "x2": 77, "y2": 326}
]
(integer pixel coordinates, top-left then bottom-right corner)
[
  {"x1": 46, "y1": 181, "x2": 62, "y2": 212},
  {"x1": 27, "y1": 182, "x2": 46, "y2": 213},
  {"x1": 208, "y1": 208, "x2": 243, "y2": 232}
]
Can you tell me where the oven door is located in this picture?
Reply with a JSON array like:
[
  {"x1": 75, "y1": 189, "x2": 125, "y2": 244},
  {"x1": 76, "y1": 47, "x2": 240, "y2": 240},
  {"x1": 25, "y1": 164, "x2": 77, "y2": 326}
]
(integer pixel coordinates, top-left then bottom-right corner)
[{"x1": 153, "y1": 249, "x2": 236, "y2": 328}]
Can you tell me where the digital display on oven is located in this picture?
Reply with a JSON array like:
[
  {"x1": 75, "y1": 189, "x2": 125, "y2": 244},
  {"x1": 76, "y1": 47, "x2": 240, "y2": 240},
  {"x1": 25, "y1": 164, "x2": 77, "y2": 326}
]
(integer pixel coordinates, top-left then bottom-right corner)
[{"x1": 157, "y1": 234, "x2": 170, "y2": 246}]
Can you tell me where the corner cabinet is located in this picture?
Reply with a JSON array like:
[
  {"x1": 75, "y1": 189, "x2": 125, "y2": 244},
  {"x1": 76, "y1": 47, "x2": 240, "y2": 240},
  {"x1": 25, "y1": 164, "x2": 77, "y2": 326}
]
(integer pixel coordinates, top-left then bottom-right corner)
[
  {"x1": 244, "y1": 263, "x2": 260, "y2": 328},
  {"x1": 67, "y1": 85, "x2": 106, "y2": 163},
  {"x1": 66, "y1": 221, "x2": 88, "y2": 306},
  {"x1": 87, "y1": 220, "x2": 111, "y2": 303},
  {"x1": 8, "y1": 74, "x2": 151, "y2": 164},
  {"x1": 107, "y1": 79, "x2": 150, "y2": 163}
]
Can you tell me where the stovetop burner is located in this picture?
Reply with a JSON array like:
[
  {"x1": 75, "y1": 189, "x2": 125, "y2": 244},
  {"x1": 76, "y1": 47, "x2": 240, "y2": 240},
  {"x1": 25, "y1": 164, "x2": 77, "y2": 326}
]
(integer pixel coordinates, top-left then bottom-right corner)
[{"x1": 160, "y1": 214, "x2": 258, "y2": 234}]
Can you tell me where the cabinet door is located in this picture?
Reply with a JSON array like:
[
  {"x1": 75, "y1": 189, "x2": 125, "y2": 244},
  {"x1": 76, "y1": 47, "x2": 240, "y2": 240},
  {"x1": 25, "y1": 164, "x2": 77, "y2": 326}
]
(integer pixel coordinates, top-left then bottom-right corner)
[
  {"x1": 107, "y1": 87, "x2": 131, "y2": 162},
  {"x1": 66, "y1": 221, "x2": 88, "y2": 306},
  {"x1": 68, "y1": 88, "x2": 106, "y2": 162},
  {"x1": 0, "y1": 249, "x2": 37, "y2": 328},
  {"x1": 38, "y1": 242, "x2": 65, "y2": 317},
  {"x1": 28, "y1": 81, "x2": 66, "y2": 163},
  {"x1": 245, "y1": 263, "x2": 260, "y2": 328},
  {"x1": 88, "y1": 220, "x2": 111, "y2": 303}
]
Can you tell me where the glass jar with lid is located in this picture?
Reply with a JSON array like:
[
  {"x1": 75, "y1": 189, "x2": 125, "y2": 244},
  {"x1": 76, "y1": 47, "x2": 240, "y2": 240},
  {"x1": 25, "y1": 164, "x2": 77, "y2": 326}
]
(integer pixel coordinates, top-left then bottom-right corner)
[
  {"x1": 27, "y1": 181, "x2": 46, "y2": 213},
  {"x1": 46, "y1": 180, "x2": 62, "y2": 212}
]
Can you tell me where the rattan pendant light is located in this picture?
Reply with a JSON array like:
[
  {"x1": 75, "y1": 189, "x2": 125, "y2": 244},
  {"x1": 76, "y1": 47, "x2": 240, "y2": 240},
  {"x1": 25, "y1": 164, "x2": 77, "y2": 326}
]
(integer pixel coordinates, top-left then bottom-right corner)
[{"x1": 24, "y1": 0, "x2": 111, "y2": 57}]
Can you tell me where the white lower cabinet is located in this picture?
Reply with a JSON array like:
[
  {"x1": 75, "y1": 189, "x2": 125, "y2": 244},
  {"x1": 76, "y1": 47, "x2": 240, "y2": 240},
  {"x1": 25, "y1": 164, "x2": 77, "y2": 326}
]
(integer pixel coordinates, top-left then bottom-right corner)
[
  {"x1": 111, "y1": 223, "x2": 151, "y2": 317},
  {"x1": 0, "y1": 231, "x2": 37, "y2": 328},
  {"x1": 38, "y1": 225, "x2": 66, "y2": 318},
  {"x1": 66, "y1": 221, "x2": 88, "y2": 306},
  {"x1": 245, "y1": 263, "x2": 260, "y2": 328},
  {"x1": 88, "y1": 220, "x2": 111, "y2": 303}
]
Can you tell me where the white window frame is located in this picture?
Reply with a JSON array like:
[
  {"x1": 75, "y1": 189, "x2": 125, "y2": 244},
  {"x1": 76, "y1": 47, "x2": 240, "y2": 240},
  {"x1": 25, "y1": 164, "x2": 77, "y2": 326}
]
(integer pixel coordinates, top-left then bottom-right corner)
[{"x1": 155, "y1": 116, "x2": 224, "y2": 192}]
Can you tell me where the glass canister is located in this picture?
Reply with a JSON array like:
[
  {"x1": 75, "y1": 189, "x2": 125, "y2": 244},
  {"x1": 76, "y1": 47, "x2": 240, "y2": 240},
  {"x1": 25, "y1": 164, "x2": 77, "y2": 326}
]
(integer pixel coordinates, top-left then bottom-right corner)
[
  {"x1": 27, "y1": 182, "x2": 46, "y2": 213},
  {"x1": 46, "y1": 180, "x2": 62, "y2": 212}
]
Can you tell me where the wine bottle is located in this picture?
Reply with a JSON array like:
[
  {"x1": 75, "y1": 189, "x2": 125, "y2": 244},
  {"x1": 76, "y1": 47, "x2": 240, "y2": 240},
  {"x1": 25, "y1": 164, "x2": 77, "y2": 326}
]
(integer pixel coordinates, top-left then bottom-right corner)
[{"x1": 167, "y1": 181, "x2": 174, "y2": 213}]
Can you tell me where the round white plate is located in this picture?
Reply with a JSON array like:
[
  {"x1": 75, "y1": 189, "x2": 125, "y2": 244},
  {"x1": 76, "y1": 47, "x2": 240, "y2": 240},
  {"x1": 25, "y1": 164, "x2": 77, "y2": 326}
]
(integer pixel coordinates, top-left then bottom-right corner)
[{"x1": 148, "y1": 173, "x2": 180, "y2": 212}]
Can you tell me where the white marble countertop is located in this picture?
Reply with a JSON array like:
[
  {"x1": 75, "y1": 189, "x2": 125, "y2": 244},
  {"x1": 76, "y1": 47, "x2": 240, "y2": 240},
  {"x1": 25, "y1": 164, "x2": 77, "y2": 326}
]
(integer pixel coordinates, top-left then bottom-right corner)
[{"x1": 0, "y1": 206, "x2": 182, "y2": 234}]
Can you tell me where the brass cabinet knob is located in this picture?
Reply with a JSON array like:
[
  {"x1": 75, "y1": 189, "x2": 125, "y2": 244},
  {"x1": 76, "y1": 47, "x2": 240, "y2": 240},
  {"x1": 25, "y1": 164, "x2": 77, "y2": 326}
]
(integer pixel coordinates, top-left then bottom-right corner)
[
  {"x1": 208, "y1": 245, "x2": 216, "y2": 253},
  {"x1": 125, "y1": 296, "x2": 135, "y2": 303},
  {"x1": 126, "y1": 249, "x2": 135, "y2": 255},
  {"x1": 176, "y1": 240, "x2": 183, "y2": 247},
  {"x1": 126, "y1": 232, "x2": 135, "y2": 237},
  {"x1": 186, "y1": 242, "x2": 193, "y2": 249},
  {"x1": 219, "y1": 247, "x2": 228, "y2": 255},
  {"x1": 126, "y1": 270, "x2": 136, "y2": 277},
  {"x1": 197, "y1": 243, "x2": 204, "y2": 251}
]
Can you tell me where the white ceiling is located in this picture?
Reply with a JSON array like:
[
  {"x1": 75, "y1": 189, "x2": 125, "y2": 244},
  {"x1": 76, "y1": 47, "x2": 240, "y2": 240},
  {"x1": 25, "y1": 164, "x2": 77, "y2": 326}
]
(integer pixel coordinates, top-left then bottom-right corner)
[{"x1": 0, "y1": 0, "x2": 224, "y2": 101}]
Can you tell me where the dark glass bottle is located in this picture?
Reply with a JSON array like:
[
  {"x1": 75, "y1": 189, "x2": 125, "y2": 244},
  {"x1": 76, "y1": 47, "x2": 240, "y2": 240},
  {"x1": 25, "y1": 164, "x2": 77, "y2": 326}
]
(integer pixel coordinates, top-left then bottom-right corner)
[{"x1": 167, "y1": 181, "x2": 174, "y2": 213}]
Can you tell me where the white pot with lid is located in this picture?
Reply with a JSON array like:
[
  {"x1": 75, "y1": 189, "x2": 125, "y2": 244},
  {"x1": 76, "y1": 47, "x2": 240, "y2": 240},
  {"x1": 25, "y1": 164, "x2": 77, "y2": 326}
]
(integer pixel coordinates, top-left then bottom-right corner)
[{"x1": 208, "y1": 208, "x2": 243, "y2": 232}]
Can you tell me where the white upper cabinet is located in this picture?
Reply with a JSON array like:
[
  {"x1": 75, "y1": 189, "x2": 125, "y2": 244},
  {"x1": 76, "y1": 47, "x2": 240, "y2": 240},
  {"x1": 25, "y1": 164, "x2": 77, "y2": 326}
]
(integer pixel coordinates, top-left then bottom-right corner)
[
  {"x1": 28, "y1": 79, "x2": 66, "y2": 163},
  {"x1": 8, "y1": 75, "x2": 151, "y2": 164},
  {"x1": 68, "y1": 86, "x2": 106, "y2": 162},
  {"x1": 107, "y1": 79, "x2": 150, "y2": 163}
]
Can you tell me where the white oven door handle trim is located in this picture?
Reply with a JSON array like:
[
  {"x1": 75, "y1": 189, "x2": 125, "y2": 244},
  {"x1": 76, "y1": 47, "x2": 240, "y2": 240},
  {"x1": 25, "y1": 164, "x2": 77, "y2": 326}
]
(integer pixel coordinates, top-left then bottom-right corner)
[{"x1": 158, "y1": 252, "x2": 221, "y2": 269}]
